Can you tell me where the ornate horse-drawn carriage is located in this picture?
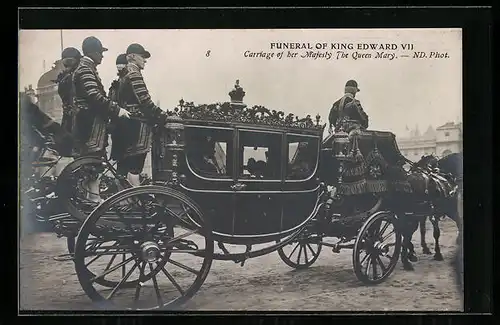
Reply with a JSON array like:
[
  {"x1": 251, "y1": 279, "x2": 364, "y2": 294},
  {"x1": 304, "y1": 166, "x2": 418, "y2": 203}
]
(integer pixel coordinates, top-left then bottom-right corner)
[
  {"x1": 23, "y1": 81, "x2": 462, "y2": 310},
  {"x1": 42, "y1": 81, "x2": 417, "y2": 310}
]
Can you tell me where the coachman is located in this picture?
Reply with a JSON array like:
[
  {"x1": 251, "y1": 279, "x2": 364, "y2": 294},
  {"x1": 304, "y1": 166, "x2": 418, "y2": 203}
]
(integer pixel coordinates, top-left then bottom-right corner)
[{"x1": 328, "y1": 79, "x2": 369, "y2": 134}]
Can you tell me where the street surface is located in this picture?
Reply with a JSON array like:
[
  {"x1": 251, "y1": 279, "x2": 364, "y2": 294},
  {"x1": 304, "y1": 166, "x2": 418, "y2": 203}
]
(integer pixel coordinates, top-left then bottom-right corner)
[{"x1": 20, "y1": 218, "x2": 462, "y2": 311}]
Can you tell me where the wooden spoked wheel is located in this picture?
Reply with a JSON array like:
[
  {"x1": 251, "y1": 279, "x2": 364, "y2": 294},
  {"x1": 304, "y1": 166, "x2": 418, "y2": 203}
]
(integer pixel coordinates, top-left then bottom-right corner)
[
  {"x1": 56, "y1": 156, "x2": 129, "y2": 223},
  {"x1": 74, "y1": 185, "x2": 214, "y2": 310},
  {"x1": 277, "y1": 229, "x2": 322, "y2": 270},
  {"x1": 353, "y1": 211, "x2": 402, "y2": 285}
]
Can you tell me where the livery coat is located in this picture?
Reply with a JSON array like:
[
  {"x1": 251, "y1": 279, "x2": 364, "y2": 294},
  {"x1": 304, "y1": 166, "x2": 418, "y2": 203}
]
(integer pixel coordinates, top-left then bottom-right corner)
[
  {"x1": 328, "y1": 94, "x2": 369, "y2": 133},
  {"x1": 110, "y1": 63, "x2": 164, "y2": 160},
  {"x1": 55, "y1": 69, "x2": 79, "y2": 156},
  {"x1": 72, "y1": 57, "x2": 121, "y2": 156}
]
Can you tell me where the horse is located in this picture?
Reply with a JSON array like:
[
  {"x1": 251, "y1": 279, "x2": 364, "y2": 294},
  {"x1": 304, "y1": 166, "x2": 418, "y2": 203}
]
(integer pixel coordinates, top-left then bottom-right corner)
[
  {"x1": 19, "y1": 92, "x2": 74, "y2": 160},
  {"x1": 418, "y1": 153, "x2": 463, "y2": 257},
  {"x1": 399, "y1": 152, "x2": 463, "y2": 271}
]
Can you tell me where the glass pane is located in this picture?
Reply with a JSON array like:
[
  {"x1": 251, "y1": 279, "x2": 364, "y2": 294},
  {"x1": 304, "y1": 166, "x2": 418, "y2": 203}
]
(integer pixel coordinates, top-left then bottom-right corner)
[
  {"x1": 185, "y1": 128, "x2": 233, "y2": 178},
  {"x1": 239, "y1": 131, "x2": 282, "y2": 180},
  {"x1": 286, "y1": 135, "x2": 319, "y2": 180}
]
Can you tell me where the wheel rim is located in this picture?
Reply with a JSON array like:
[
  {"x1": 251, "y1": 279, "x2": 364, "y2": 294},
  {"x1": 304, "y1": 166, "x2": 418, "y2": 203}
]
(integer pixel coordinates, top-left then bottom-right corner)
[
  {"x1": 74, "y1": 187, "x2": 213, "y2": 310},
  {"x1": 353, "y1": 212, "x2": 401, "y2": 284},
  {"x1": 58, "y1": 158, "x2": 128, "y2": 222},
  {"x1": 278, "y1": 232, "x2": 322, "y2": 269}
]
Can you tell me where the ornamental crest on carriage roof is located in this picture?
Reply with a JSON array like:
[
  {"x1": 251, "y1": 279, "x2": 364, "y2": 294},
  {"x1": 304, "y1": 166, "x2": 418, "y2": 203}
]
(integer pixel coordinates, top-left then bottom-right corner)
[{"x1": 167, "y1": 80, "x2": 324, "y2": 131}]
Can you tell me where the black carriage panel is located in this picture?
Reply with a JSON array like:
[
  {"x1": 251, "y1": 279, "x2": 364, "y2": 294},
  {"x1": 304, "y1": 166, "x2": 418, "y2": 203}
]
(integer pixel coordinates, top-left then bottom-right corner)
[{"x1": 281, "y1": 190, "x2": 320, "y2": 231}]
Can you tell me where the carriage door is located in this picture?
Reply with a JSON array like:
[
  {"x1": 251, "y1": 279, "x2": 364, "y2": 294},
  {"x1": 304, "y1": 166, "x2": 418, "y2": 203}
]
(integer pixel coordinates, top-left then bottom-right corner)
[
  {"x1": 181, "y1": 125, "x2": 237, "y2": 235},
  {"x1": 233, "y1": 129, "x2": 284, "y2": 236}
]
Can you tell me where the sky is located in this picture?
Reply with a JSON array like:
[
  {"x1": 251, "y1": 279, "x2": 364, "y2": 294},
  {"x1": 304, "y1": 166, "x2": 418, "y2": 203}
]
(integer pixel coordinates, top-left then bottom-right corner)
[{"x1": 18, "y1": 28, "x2": 462, "y2": 137}]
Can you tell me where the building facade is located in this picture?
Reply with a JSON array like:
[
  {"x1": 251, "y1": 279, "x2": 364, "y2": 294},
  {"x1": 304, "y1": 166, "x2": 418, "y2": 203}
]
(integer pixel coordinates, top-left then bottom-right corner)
[{"x1": 397, "y1": 122, "x2": 463, "y2": 160}]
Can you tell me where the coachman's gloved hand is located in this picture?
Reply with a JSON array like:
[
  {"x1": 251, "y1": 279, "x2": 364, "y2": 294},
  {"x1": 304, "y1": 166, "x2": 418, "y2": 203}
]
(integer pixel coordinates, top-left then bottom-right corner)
[{"x1": 118, "y1": 107, "x2": 131, "y2": 118}]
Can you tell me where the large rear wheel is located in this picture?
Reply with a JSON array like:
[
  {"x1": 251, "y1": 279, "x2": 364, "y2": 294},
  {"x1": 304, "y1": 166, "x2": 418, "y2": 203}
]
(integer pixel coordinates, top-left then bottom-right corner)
[{"x1": 74, "y1": 185, "x2": 214, "y2": 310}]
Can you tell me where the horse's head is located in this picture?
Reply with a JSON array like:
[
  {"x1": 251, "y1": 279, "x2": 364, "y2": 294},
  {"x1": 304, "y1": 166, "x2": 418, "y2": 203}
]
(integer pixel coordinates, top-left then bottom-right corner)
[
  {"x1": 437, "y1": 152, "x2": 463, "y2": 182},
  {"x1": 411, "y1": 154, "x2": 438, "y2": 172}
]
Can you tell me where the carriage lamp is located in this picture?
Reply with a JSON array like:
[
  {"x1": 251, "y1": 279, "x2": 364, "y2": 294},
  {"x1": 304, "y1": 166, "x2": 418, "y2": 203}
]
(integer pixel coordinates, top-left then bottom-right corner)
[
  {"x1": 332, "y1": 131, "x2": 350, "y2": 160},
  {"x1": 156, "y1": 115, "x2": 185, "y2": 185}
]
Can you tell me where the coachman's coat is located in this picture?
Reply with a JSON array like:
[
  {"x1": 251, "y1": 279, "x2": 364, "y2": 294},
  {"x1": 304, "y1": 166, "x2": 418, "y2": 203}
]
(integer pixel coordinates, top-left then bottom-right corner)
[
  {"x1": 328, "y1": 94, "x2": 369, "y2": 133},
  {"x1": 72, "y1": 57, "x2": 121, "y2": 156}
]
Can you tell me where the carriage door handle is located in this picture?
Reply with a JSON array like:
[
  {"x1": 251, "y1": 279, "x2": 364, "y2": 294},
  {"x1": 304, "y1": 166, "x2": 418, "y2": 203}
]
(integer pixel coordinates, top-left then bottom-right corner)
[{"x1": 230, "y1": 183, "x2": 247, "y2": 191}]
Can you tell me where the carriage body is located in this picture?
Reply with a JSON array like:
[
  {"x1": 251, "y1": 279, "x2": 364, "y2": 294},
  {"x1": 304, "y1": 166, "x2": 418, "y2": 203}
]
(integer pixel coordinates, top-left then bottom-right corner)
[{"x1": 151, "y1": 114, "x2": 325, "y2": 245}]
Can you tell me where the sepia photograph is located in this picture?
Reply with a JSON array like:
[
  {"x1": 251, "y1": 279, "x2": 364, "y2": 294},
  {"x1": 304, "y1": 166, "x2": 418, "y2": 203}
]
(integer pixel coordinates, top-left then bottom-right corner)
[{"x1": 19, "y1": 28, "x2": 463, "y2": 311}]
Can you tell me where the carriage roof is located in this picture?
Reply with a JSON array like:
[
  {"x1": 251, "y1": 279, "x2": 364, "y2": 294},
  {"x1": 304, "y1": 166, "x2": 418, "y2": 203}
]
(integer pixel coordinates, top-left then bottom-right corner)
[{"x1": 165, "y1": 80, "x2": 325, "y2": 138}]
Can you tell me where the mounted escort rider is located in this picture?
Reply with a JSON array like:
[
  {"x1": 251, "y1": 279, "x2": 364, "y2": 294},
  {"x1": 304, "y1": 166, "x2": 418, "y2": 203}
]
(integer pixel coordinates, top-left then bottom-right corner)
[
  {"x1": 54, "y1": 47, "x2": 82, "y2": 157},
  {"x1": 72, "y1": 36, "x2": 130, "y2": 202},
  {"x1": 111, "y1": 43, "x2": 167, "y2": 187},
  {"x1": 328, "y1": 80, "x2": 369, "y2": 134}
]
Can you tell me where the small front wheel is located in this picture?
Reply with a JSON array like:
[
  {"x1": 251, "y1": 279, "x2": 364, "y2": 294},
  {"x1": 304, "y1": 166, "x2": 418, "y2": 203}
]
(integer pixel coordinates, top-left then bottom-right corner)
[
  {"x1": 353, "y1": 211, "x2": 401, "y2": 285},
  {"x1": 277, "y1": 230, "x2": 322, "y2": 270}
]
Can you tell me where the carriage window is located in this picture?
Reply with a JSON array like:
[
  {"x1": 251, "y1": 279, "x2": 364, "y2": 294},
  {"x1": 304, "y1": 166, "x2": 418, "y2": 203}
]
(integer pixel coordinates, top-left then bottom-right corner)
[
  {"x1": 286, "y1": 135, "x2": 319, "y2": 180},
  {"x1": 239, "y1": 131, "x2": 282, "y2": 180},
  {"x1": 185, "y1": 127, "x2": 233, "y2": 178}
]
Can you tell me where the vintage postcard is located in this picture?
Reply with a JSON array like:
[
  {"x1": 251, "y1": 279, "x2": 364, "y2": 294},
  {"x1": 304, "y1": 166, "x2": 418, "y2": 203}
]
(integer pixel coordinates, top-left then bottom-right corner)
[{"x1": 19, "y1": 28, "x2": 463, "y2": 311}]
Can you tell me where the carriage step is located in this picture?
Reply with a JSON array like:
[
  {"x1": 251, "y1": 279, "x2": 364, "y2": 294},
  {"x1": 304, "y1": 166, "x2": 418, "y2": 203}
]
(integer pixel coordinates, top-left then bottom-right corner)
[{"x1": 53, "y1": 254, "x2": 74, "y2": 262}]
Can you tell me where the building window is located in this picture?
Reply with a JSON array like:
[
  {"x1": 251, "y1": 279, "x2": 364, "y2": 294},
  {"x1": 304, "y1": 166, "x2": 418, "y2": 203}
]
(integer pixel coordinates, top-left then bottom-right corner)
[{"x1": 444, "y1": 132, "x2": 450, "y2": 137}]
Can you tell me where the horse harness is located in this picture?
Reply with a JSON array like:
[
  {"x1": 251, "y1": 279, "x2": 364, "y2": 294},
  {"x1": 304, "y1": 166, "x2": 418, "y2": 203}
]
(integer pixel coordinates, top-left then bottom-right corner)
[{"x1": 407, "y1": 158, "x2": 457, "y2": 198}]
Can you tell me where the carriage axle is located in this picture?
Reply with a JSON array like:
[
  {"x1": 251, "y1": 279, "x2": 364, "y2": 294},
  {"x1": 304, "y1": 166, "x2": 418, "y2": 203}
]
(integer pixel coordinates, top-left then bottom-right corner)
[{"x1": 321, "y1": 240, "x2": 354, "y2": 253}]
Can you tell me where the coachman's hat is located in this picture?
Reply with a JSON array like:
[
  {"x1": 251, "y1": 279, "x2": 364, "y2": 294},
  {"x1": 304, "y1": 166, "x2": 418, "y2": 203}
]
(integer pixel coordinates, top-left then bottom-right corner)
[
  {"x1": 82, "y1": 36, "x2": 108, "y2": 55},
  {"x1": 345, "y1": 79, "x2": 360, "y2": 92},
  {"x1": 116, "y1": 53, "x2": 127, "y2": 65},
  {"x1": 61, "y1": 47, "x2": 82, "y2": 59},
  {"x1": 126, "y1": 43, "x2": 151, "y2": 58}
]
